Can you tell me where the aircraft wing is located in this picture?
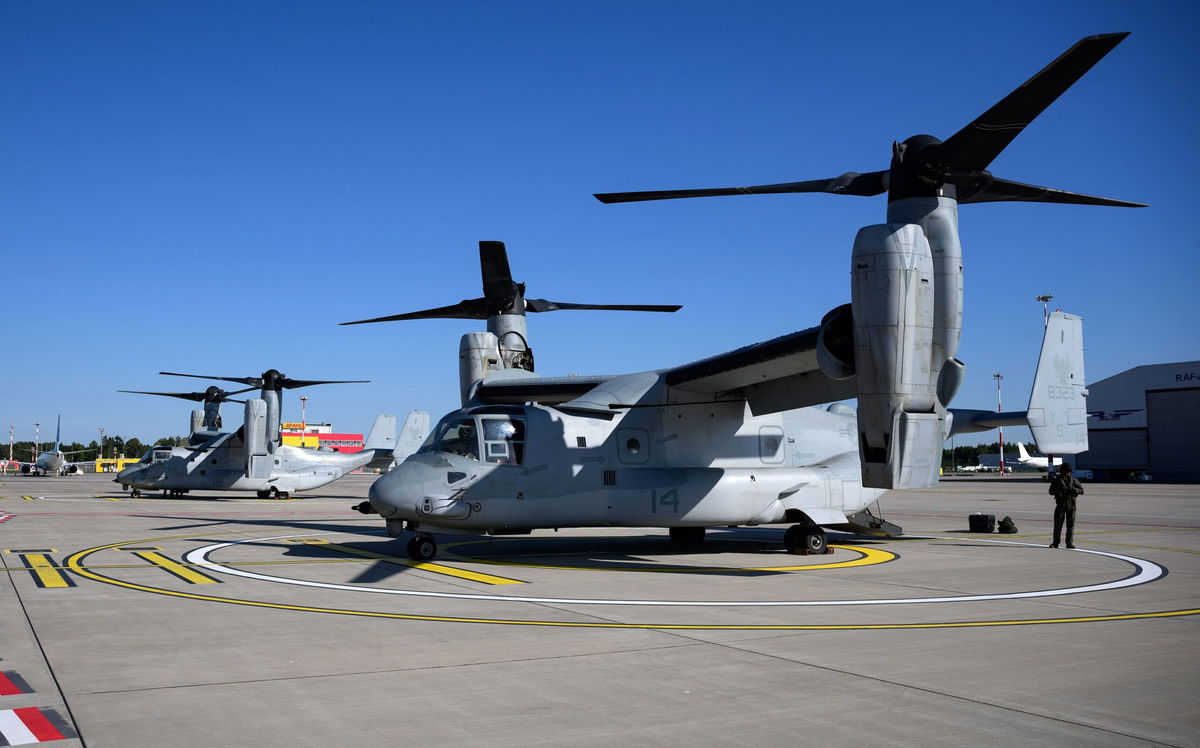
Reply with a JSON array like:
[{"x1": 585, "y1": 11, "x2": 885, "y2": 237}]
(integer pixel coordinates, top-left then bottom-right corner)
[
  {"x1": 473, "y1": 375, "x2": 619, "y2": 405},
  {"x1": 665, "y1": 325, "x2": 857, "y2": 415}
]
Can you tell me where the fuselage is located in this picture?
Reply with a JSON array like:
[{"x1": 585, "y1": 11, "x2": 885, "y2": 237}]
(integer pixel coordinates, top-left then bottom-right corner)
[
  {"x1": 369, "y1": 398, "x2": 885, "y2": 534},
  {"x1": 116, "y1": 433, "x2": 378, "y2": 493},
  {"x1": 25, "y1": 450, "x2": 68, "y2": 475}
]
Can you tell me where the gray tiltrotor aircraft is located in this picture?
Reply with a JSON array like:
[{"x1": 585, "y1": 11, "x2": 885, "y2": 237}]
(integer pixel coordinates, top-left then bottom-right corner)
[
  {"x1": 117, "y1": 370, "x2": 428, "y2": 498},
  {"x1": 348, "y1": 33, "x2": 1140, "y2": 560}
]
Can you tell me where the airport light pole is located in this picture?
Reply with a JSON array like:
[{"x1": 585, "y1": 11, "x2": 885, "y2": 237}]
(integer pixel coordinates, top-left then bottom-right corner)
[
  {"x1": 34, "y1": 422, "x2": 40, "y2": 456},
  {"x1": 99, "y1": 427, "x2": 105, "y2": 461},
  {"x1": 994, "y1": 373, "x2": 1005, "y2": 476},
  {"x1": 300, "y1": 396, "x2": 308, "y2": 449},
  {"x1": 1036, "y1": 294, "x2": 1054, "y2": 327},
  {"x1": 7, "y1": 425, "x2": 12, "y2": 473}
]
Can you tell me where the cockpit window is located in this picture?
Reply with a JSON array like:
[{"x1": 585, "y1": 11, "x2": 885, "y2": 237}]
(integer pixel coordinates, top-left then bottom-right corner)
[
  {"x1": 481, "y1": 417, "x2": 525, "y2": 465},
  {"x1": 152, "y1": 449, "x2": 172, "y2": 464},
  {"x1": 423, "y1": 417, "x2": 480, "y2": 461}
]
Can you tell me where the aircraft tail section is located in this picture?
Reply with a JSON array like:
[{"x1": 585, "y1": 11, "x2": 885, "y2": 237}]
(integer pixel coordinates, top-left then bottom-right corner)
[
  {"x1": 394, "y1": 410, "x2": 430, "y2": 462},
  {"x1": 1026, "y1": 311, "x2": 1088, "y2": 455},
  {"x1": 53, "y1": 415, "x2": 62, "y2": 452},
  {"x1": 1016, "y1": 442, "x2": 1031, "y2": 461},
  {"x1": 364, "y1": 414, "x2": 398, "y2": 452},
  {"x1": 949, "y1": 311, "x2": 1089, "y2": 456},
  {"x1": 361, "y1": 411, "x2": 429, "y2": 470}
]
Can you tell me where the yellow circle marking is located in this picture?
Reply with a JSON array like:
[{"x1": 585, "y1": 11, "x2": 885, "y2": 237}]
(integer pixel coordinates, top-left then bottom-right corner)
[
  {"x1": 61, "y1": 533, "x2": 1200, "y2": 630},
  {"x1": 442, "y1": 543, "x2": 894, "y2": 573}
]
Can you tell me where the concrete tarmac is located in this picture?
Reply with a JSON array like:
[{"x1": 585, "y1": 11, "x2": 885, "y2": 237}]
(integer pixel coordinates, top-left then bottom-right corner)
[{"x1": 1, "y1": 472, "x2": 1197, "y2": 747}]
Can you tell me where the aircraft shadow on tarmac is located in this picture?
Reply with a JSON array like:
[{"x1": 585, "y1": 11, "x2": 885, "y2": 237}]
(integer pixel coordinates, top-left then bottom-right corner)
[{"x1": 136, "y1": 515, "x2": 885, "y2": 581}]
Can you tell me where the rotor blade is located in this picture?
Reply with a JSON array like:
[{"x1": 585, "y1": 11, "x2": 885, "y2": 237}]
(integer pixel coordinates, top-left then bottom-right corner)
[
  {"x1": 339, "y1": 298, "x2": 491, "y2": 325},
  {"x1": 119, "y1": 389, "x2": 207, "y2": 402},
  {"x1": 159, "y1": 371, "x2": 261, "y2": 386},
  {"x1": 479, "y1": 241, "x2": 516, "y2": 300},
  {"x1": 936, "y1": 32, "x2": 1130, "y2": 172},
  {"x1": 960, "y1": 177, "x2": 1148, "y2": 207},
  {"x1": 593, "y1": 172, "x2": 887, "y2": 204},
  {"x1": 525, "y1": 299, "x2": 682, "y2": 313},
  {"x1": 279, "y1": 378, "x2": 369, "y2": 390}
]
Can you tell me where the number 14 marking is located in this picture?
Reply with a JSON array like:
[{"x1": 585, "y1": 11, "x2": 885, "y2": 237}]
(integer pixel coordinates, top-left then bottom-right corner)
[{"x1": 650, "y1": 489, "x2": 679, "y2": 514}]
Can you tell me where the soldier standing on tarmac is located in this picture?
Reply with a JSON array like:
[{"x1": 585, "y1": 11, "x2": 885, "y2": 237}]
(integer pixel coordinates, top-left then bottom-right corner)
[{"x1": 1049, "y1": 463, "x2": 1084, "y2": 549}]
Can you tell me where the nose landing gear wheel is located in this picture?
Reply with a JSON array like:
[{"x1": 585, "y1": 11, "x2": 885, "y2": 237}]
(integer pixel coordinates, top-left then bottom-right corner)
[
  {"x1": 130, "y1": 488, "x2": 141, "y2": 498},
  {"x1": 406, "y1": 535, "x2": 438, "y2": 561},
  {"x1": 256, "y1": 490, "x2": 271, "y2": 499},
  {"x1": 784, "y1": 524, "x2": 828, "y2": 555}
]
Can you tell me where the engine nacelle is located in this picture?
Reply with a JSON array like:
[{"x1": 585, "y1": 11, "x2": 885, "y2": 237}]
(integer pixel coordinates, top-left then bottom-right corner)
[
  {"x1": 459, "y1": 331, "x2": 501, "y2": 406},
  {"x1": 816, "y1": 304, "x2": 856, "y2": 380},
  {"x1": 244, "y1": 398, "x2": 270, "y2": 479},
  {"x1": 190, "y1": 409, "x2": 205, "y2": 435},
  {"x1": 851, "y1": 223, "x2": 941, "y2": 489}
]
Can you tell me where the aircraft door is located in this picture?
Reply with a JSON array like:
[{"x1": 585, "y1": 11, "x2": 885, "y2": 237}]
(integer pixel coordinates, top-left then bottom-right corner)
[{"x1": 822, "y1": 466, "x2": 843, "y2": 509}]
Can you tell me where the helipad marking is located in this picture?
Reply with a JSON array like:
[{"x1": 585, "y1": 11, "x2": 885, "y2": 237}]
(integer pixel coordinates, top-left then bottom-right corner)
[
  {"x1": 3, "y1": 549, "x2": 74, "y2": 588},
  {"x1": 62, "y1": 535, "x2": 1197, "y2": 629},
  {"x1": 284, "y1": 538, "x2": 525, "y2": 585},
  {"x1": 127, "y1": 549, "x2": 221, "y2": 584},
  {"x1": 170, "y1": 533, "x2": 1164, "y2": 608}
]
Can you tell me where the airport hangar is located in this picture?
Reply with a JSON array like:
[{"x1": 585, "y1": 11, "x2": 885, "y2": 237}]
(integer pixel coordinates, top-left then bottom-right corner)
[{"x1": 1075, "y1": 360, "x2": 1200, "y2": 481}]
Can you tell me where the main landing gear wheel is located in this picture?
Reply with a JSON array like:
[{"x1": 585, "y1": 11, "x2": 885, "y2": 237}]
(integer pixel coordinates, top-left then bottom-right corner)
[
  {"x1": 406, "y1": 535, "x2": 438, "y2": 561},
  {"x1": 130, "y1": 488, "x2": 141, "y2": 498},
  {"x1": 668, "y1": 526, "x2": 706, "y2": 545},
  {"x1": 784, "y1": 524, "x2": 828, "y2": 555},
  {"x1": 256, "y1": 490, "x2": 271, "y2": 499}
]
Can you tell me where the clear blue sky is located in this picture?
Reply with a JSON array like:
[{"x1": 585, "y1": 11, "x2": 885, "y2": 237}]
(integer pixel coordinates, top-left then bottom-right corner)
[{"x1": 2, "y1": 0, "x2": 1197, "y2": 449}]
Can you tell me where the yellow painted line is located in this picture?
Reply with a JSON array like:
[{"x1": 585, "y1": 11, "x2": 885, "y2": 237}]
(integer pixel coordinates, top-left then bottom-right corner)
[
  {"x1": 130, "y1": 550, "x2": 221, "y2": 584},
  {"x1": 21, "y1": 496, "x2": 36, "y2": 501},
  {"x1": 449, "y1": 543, "x2": 894, "y2": 573},
  {"x1": 4, "y1": 550, "x2": 73, "y2": 588},
  {"x1": 95, "y1": 495, "x2": 125, "y2": 502},
  {"x1": 288, "y1": 539, "x2": 525, "y2": 585}
]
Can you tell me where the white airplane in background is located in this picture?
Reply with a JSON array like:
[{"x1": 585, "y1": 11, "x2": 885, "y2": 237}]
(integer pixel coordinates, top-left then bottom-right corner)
[
  {"x1": 18, "y1": 416, "x2": 95, "y2": 476},
  {"x1": 1016, "y1": 442, "x2": 1058, "y2": 471}
]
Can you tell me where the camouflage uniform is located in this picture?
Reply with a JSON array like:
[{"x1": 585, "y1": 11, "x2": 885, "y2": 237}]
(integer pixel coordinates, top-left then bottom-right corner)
[{"x1": 1048, "y1": 471, "x2": 1084, "y2": 548}]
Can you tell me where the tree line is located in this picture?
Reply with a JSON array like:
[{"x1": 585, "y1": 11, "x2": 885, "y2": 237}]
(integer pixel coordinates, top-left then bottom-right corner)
[
  {"x1": 3, "y1": 435, "x2": 188, "y2": 462},
  {"x1": 943, "y1": 442, "x2": 1018, "y2": 469}
]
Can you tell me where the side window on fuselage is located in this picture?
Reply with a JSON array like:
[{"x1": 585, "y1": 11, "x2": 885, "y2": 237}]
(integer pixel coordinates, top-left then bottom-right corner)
[{"x1": 481, "y1": 417, "x2": 525, "y2": 465}]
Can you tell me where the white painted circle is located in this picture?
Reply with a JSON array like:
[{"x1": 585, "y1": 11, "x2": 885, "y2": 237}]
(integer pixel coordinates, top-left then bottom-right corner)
[{"x1": 182, "y1": 533, "x2": 1165, "y2": 608}]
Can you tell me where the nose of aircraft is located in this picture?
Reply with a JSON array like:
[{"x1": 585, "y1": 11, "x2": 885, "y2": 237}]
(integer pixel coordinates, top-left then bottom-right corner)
[{"x1": 368, "y1": 459, "x2": 441, "y2": 519}]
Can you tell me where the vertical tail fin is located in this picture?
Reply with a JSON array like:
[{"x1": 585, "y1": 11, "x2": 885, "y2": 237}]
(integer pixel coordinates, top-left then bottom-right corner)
[
  {"x1": 1027, "y1": 311, "x2": 1089, "y2": 455},
  {"x1": 1016, "y1": 442, "x2": 1031, "y2": 461},
  {"x1": 364, "y1": 414, "x2": 398, "y2": 451},
  {"x1": 394, "y1": 410, "x2": 431, "y2": 462},
  {"x1": 361, "y1": 411, "x2": 429, "y2": 471},
  {"x1": 54, "y1": 415, "x2": 62, "y2": 451}
]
